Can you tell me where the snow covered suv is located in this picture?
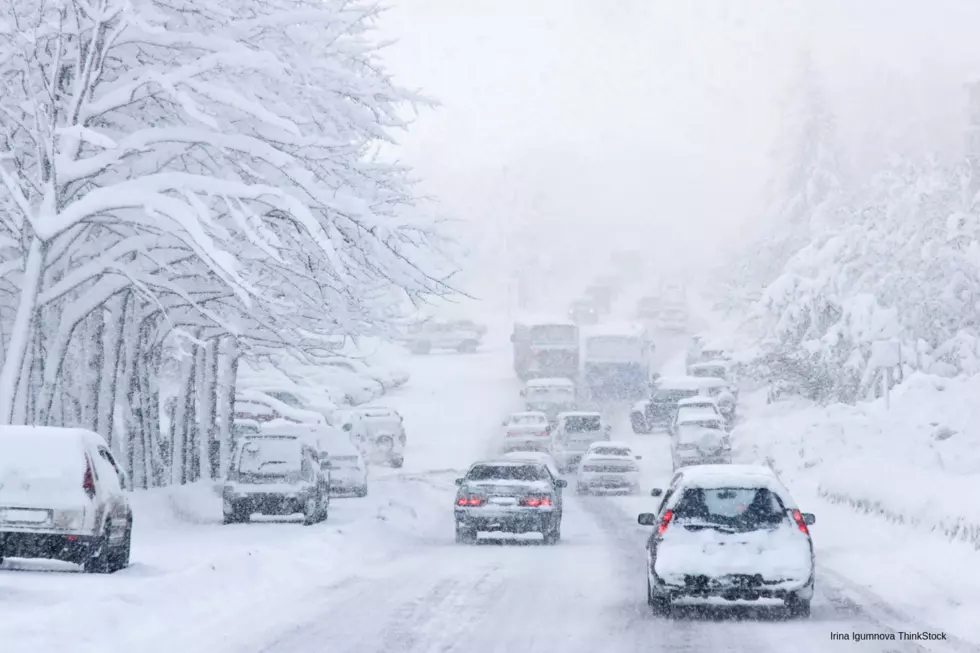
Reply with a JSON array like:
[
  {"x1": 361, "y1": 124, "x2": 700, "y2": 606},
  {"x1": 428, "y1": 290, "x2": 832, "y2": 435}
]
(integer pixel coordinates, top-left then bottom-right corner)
[
  {"x1": 0, "y1": 427, "x2": 132, "y2": 573},
  {"x1": 639, "y1": 465, "x2": 816, "y2": 617}
]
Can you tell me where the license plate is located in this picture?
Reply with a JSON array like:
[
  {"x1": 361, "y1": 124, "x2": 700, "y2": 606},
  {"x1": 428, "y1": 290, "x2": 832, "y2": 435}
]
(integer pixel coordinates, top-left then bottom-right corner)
[
  {"x1": 489, "y1": 497, "x2": 517, "y2": 505},
  {"x1": 4, "y1": 509, "x2": 49, "y2": 524}
]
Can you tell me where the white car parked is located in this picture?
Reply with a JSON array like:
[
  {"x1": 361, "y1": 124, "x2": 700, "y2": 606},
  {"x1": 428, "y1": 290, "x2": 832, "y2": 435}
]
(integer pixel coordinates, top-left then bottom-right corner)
[
  {"x1": 0, "y1": 426, "x2": 132, "y2": 573},
  {"x1": 321, "y1": 356, "x2": 408, "y2": 391},
  {"x1": 500, "y1": 411, "x2": 551, "y2": 453},
  {"x1": 576, "y1": 441, "x2": 642, "y2": 494},
  {"x1": 639, "y1": 465, "x2": 816, "y2": 617},
  {"x1": 340, "y1": 405, "x2": 406, "y2": 468},
  {"x1": 671, "y1": 418, "x2": 732, "y2": 471}
]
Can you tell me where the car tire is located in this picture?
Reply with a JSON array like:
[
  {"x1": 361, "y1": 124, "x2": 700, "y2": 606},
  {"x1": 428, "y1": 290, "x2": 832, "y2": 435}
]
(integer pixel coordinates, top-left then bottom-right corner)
[
  {"x1": 303, "y1": 495, "x2": 320, "y2": 526},
  {"x1": 786, "y1": 593, "x2": 811, "y2": 618},
  {"x1": 647, "y1": 577, "x2": 670, "y2": 616},
  {"x1": 109, "y1": 519, "x2": 133, "y2": 571},
  {"x1": 455, "y1": 522, "x2": 476, "y2": 544},
  {"x1": 389, "y1": 456, "x2": 404, "y2": 469},
  {"x1": 223, "y1": 501, "x2": 248, "y2": 524},
  {"x1": 83, "y1": 525, "x2": 113, "y2": 574},
  {"x1": 354, "y1": 485, "x2": 368, "y2": 498}
]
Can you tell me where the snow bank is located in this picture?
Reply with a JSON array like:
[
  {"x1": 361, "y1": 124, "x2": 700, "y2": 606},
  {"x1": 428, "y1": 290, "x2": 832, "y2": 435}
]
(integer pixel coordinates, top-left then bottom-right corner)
[
  {"x1": 128, "y1": 481, "x2": 224, "y2": 527},
  {"x1": 735, "y1": 372, "x2": 980, "y2": 549}
]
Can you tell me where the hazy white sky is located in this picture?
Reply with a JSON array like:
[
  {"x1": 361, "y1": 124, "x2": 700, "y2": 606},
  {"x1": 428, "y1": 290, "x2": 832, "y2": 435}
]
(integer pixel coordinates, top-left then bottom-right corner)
[{"x1": 377, "y1": 0, "x2": 980, "y2": 304}]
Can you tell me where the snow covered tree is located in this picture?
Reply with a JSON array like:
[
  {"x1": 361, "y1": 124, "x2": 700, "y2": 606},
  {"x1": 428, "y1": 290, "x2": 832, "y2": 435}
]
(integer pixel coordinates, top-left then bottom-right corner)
[{"x1": 0, "y1": 0, "x2": 449, "y2": 483}]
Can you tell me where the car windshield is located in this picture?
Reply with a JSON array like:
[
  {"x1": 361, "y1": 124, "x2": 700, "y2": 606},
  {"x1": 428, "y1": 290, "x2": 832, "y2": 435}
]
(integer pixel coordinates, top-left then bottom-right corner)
[
  {"x1": 692, "y1": 366, "x2": 725, "y2": 378},
  {"x1": 237, "y1": 438, "x2": 302, "y2": 475},
  {"x1": 677, "y1": 425, "x2": 723, "y2": 442},
  {"x1": 467, "y1": 464, "x2": 548, "y2": 482},
  {"x1": 511, "y1": 414, "x2": 546, "y2": 425},
  {"x1": 590, "y1": 446, "x2": 631, "y2": 457},
  {"x1": 529, "y1": 324, "x2": 577, "y2": 345},
  {"x1": 672, "y1": 487, "x2": 787, "y2": 530},
  {"x1": 563, "y1": 416, "x2": 601, "y2": 432}
]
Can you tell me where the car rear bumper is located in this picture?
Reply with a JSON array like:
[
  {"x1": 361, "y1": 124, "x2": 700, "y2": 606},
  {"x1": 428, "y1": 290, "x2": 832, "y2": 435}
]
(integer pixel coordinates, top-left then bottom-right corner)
[
  {"x1": 224, "y1": 488, "x2": 317, "y2": 516},
  {"x1": 579, "y1": 472, "x2": 639, "y2": 489},
  {"x1": 651, "y1": 569, "x2": 814, "y2": 602},
  {"x1": 455, "y1": 508, "x2": 556, "y2": 533},
  {"x1": 673, "y1": 454, "x2": 732, "y2": 468},
  {"x1": 1, "y1": 531, "x2": 100, "y2": 564}
]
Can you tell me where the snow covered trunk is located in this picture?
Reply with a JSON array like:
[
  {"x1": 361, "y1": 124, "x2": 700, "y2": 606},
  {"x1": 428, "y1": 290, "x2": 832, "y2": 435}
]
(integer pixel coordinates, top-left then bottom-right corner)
[
  {"x1": 194, "y1": 341, "x2": 211, "y2": 483},
  {"x1": 205, "y1": 339, "x2": 220, "y2": 480},
  {"x1": 0, "y1": 237, "x2": 45, "y2": 424},
  {"x1": 96, "y1": 295, "x2": 129, "y2": 444},
  {"x1": 216, "y1": 336, "x2": 240, "y2": 479},
  {"x1": 11, "y1": 333, "x2": 34, "y2": 425},
  {"x1": 84, "y1": 310, "x2": 106, "y2": 432},
  {"x1": 145, "y1": 340, "x2": 165, "y2": 488},
  {"x1": 119, "y1": 302, "x2": 141, "y2": 481},
  {"x1": 170, "y1": 342, "x2": 198, "y2": 486}
]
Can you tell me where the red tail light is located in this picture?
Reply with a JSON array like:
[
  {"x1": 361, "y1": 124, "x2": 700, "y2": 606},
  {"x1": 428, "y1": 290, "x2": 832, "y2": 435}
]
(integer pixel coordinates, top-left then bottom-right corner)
[
  {"x1": 456, "y1": 495, "x2": 484, "y2": 506},
  {"x1": 657, "y1": 509, "x2": 673, "y2": 535},
  {"x1": 791, "y1": 509, "x2": 809, "y2": 535},
  {"x1": 520, "y1": 495, "x2": 552, "y2": 507},
  {"x1": 82, "y1": 456, "x2": 96, "y2": 499}
]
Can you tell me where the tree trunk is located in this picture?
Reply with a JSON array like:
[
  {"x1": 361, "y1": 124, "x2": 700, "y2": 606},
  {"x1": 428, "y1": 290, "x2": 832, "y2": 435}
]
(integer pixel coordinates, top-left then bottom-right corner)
[
  {"x1": 84, "y1": 309, "x2": 105, "y2": 432},
  {"x1": 207, "y1": 340, "x2": 221, "y2": 479},
  {"x1": 196, "y1": 340, "x2": 214, "y2": 482},
  {"x1": 171, "y1": 343, "x2": 198, "y2": 486},
  {"x1": 146, "y1": 341, "x2": 164, "y2": 487},
  {"x1": 12, "y1": 331, "x2": 34, "y2": 425},
  {"x1": 0, "y1": 236, "x2": 46, "y2": 425},
  {"x1": 98, "y1": 294, "x2": 129, "y2": 445},
  {"x1": 216, "y1": 336, "x2": 240, "y2": 478}
]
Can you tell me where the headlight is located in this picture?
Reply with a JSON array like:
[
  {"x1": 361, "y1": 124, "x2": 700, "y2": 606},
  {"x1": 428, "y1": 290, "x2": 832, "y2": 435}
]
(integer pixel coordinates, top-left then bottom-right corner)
[{"x1": 53, "y1": 509, "x2": 86, "y2": 530}]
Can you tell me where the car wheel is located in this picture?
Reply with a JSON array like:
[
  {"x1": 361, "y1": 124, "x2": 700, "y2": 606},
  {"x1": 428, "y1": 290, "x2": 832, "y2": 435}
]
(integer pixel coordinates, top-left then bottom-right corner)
[
  {"x1": 109, "y1": 519, "x2": 132, "y2": 571},
  {"x1": 303, "y1": 496, "x2": 320, "y2": 526},
  {"x1": 83, "y1": 525, "x2": 113, "y2": 574},
  {"x1": 389, "y1": 456, "x2": 404, "y2": 468},
  {"x1": 223, "y1": 501, "x2": 248, "y2": 524},
  {"x1": 354, "y1": 485, "x2": 368, "y2": 497},
  {"x1": 786, "y1": 593, "x2": 811, "y2": 618},
  {"x1": 455, "y1": 522, "x2": 476, "y2": 544},
  {"x1": 647, "y1": 577, "x2": 670, "y2": 616}
]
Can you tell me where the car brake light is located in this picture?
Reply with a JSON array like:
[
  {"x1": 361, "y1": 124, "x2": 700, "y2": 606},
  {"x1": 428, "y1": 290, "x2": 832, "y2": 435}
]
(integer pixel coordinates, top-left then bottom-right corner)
[
  {"x1": 83, "y1": 456, "x2": 96, "y2": 499},
  {"x1": 456, "y1": 495, "x2": 484, "y2": 506},
  {"x1": 791, "y1": 509, "x2": 809, "y2": 535},
  {"x1": 520, "y1": 495, "x2": 552, "y2": 507},
  {"x1": 657, "y1": 509, "x2": 673, "y2": 535}
]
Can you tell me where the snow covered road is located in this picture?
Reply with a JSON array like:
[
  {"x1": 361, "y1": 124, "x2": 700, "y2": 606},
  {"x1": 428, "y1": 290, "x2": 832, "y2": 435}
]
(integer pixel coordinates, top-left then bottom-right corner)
[{"x1": 2, "y1": 340, "x2": 975, "y2": 653}]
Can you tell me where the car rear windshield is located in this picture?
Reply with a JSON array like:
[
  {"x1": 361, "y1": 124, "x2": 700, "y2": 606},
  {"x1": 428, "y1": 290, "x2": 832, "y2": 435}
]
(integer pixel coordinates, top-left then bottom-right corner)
[
  {"x1": 529, "y1": 324, "x2": 577, "y2": 345},
  {"x1": 467, "y1": 464, "x2": 548, "y2": 482},
  {"x1": 511, "y1": 414, "x2": 546, "y2": 425},
  {"x1": 653, "y1": 389, "x2": 699, "y2": 403},
  {"x1": 672, "y1": 487, "x2": 787, "y2": 530},
  {"x1": 237, "y1": 438, "x2": 302, "y2": 475},
  {"x1": 590, "y1": 446, "x2": 631, "y2": 456},
  {"x1": 0, "y1": 435, "x2": 84, "y2": 483},
  {"x1": 564, "y1": 415, "x2": 601, "y2": 432},
  {"x1": 692, "y1": 366, "x2": 725, "y2": 378}
]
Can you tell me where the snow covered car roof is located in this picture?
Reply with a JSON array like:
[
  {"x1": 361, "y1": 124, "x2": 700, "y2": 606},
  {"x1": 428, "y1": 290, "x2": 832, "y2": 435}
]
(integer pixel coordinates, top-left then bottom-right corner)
[
  {"x1": 258, "y1": 422, "x2": 348, "y2": 448},
  {"x1": 556, "y1": 410, "x2": 601, "y2": 418},
  {"x1": 677, "y1": 396, "x2": 718, "y2": 407},
  {"x1": 525, "y1": 377, "x2": 576, "y2": 388},
  {"x1": 672, "y1": 464, "x2": 797, "y2": 506},
  {"x1": 655, "y1": 376, "x2": 726, "y2": 391},
  {"x1": 508, "y1": 411, "x2": 548, "y2": 420},
  {"x1": 352, "y1": 406, "x2": 401, "y2": 419},
  {"x1": 676, "y1": 413, "x2": 725, "y2": 427},
  {"x1": 690, "y1": 361, "x2": 729, "y2": 371}
]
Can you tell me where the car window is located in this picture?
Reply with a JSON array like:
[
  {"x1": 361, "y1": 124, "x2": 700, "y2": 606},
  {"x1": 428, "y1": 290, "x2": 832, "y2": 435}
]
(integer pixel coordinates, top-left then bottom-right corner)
[
  {"x1": 653, "y1": 389, "x2": 698, "y2": 403},
  {"x1": 563, "y1": 416, "x2": 601, "y2": 432},
  {"x1": 238, "y1": 438, "x2": 302, "y2": 476},
  {"x1": 466, "y1": 464, "x2": 548, "y2": 482},
  {"x1": 590, "y1": 446, "x2": 631, "y2": 457},
  {"x1": 511, "y1": 414, "x2": 546, "y2": 425},
  {"x1": 95, "y1": 448, "x2": 121, "y2": 492},
  {"x1": 672, "y1": 487, "x2": 787, "y2": 530},
  {"x1": 98, "y1": 448, "x2": 126, "y2": 489}
]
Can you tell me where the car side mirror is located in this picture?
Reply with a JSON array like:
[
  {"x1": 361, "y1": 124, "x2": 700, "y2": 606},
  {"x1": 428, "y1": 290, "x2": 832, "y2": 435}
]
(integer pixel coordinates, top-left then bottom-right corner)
[
  {"x1": 802, "y1": 512, "x2": 815, "y2": 525},
  {"x1": 342, "y1": 423, "x2": 352, "y2": 432},
  {"x1": 555, "y1": 479, "x2": 568, "y2": 488},
  {"x1": 455, "y1": 478, "x2": 464, "y2": 486},
  {"x1": 650, "y1": 488, "x2": 663, "y2": 497},
  {"x1": 637, "y1": 513, "x2": 657, "y2": 526}
]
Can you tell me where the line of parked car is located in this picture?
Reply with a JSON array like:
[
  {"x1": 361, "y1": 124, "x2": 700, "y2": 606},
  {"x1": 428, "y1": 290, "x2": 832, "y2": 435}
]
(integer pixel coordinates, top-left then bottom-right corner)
[{"x1": 0, "y1": 354, "x2": 410, "y2": 573}]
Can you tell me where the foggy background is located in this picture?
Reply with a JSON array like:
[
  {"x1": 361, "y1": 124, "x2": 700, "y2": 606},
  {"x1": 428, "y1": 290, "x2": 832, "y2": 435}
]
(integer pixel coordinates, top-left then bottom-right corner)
[{"x1": 377, "y1": 0, "x2": 980, "y2": 314}]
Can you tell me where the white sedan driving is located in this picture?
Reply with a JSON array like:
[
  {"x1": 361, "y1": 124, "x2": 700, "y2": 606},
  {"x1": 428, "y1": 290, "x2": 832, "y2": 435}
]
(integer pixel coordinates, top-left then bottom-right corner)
[{"x1": 576, "y1": 441, "x2": 642, "y2": 494}]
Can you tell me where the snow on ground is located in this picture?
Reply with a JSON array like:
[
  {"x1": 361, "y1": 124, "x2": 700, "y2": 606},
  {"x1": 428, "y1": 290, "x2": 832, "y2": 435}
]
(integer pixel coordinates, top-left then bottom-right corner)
[{"x1": 3, "y1": 324, "x2": 978, "y2": 652}]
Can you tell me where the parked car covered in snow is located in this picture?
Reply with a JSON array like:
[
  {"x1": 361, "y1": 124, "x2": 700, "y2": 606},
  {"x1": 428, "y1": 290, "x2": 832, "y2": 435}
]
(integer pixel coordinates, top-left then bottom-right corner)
[
  {"x1": 668, "y1": 396, "x2": 725, "y2": 434},
  {"x1": 631, "y1": 376, "x2": 735, "y2": 434},
  {"x1": 340, "y1": 405, "x2": 406, "y2": 468},
  {"x1": 500, "y1": 411, "x2": 552, "y2": 453},
  {"x1": 323, "y1": 438, "x2": 368, "y2": 498},
  {"x1": 222, "y1": 432, "x2": 329, "y2": 525},
  {"x1": 321, "y1": 356, "x2": 408, "y2": 391},
  {"x1": 0, "y1": 426, "x2": 132, "y2": 573},
  {"x1": 402, "y1": 319, "x2": 484, "y2": 354},
  {"x1": 234, "y1": 390, "x2": 326, "y2": 425},
  {"x1": 576, "y1": 441, "x2": 642, "y2": 495},
  {"x1": 639, "y1": 465, "x2": 815, "y2": 617},
  {"x1": 689, "y1": 360, "x2": 738, "y2": 397}
]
